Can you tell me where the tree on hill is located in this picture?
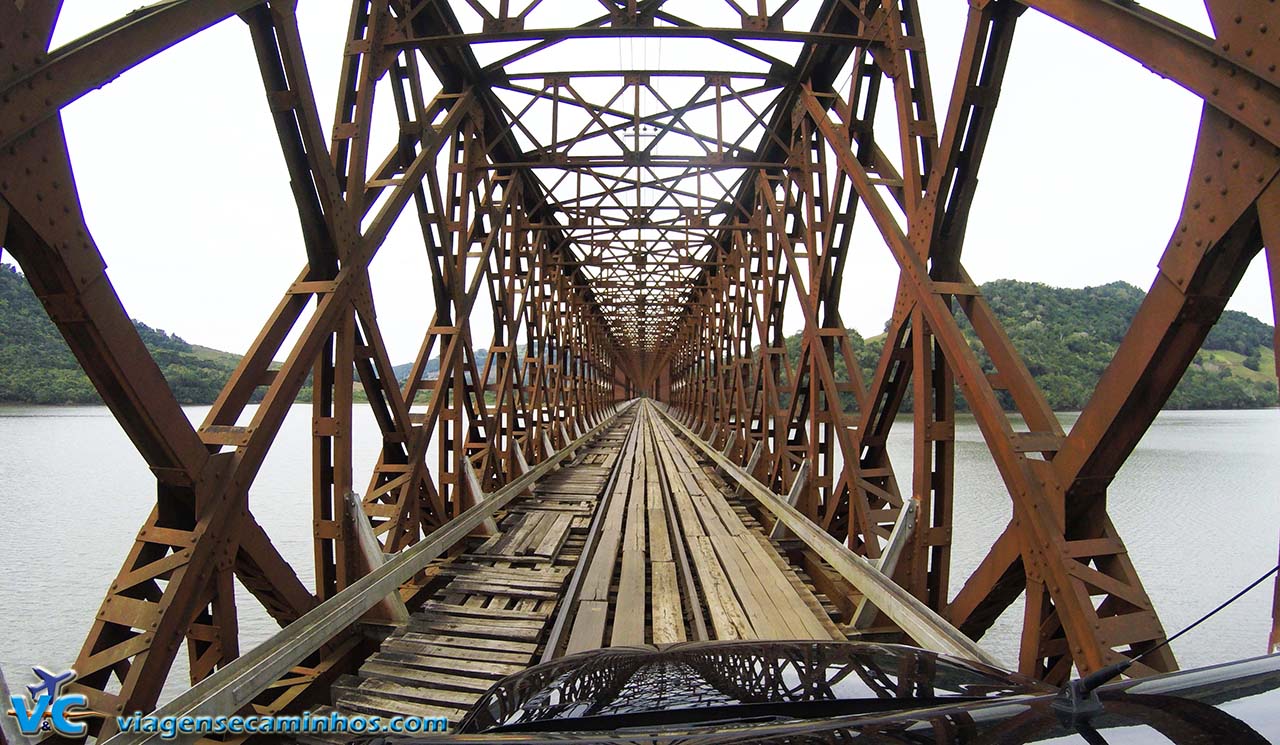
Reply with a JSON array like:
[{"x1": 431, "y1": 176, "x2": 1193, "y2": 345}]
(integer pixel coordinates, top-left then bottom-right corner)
[
  {"x1": 0, "y1": 264, "x2": 245, "y2": 405},
  {"x1": 785, "y1": 279, "x2": 1277, "y2": 412},
  {"x1": 3, "y1": 264, "x2": 1276, "y2": 410}
]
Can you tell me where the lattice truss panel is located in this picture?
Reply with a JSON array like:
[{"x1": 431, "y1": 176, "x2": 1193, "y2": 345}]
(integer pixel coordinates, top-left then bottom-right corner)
[{"x1": 1, "y1": 0, "x2": 1279, "y2": 736}]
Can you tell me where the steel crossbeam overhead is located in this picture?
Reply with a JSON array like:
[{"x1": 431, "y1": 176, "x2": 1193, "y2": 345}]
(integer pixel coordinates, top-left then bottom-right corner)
[{"x1": 2, "y1": 0, "x2": 1280, "y2": 737}]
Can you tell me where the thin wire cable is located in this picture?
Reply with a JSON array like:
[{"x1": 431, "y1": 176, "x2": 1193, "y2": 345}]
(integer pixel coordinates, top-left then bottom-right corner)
[{"x1": 1135, "y1": 562, "x2": 1280, "y2": 665}]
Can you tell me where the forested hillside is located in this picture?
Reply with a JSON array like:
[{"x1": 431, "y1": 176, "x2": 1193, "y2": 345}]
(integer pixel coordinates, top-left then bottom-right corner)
[
  {"x1": 0, "y1": 264, "x2": 243, "y2": 404},
  {"x1": 785, "y1": 280, "x2": 1277, "y2": 412},
  {"x1": 3, "y1": 264, "x2": 1276, "y2": 409}
]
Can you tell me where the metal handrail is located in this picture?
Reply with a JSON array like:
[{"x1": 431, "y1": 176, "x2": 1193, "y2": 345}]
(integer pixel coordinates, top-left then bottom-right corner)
[{"x1": 649, "y1": 404, "x2": 1001, "y2": 669}]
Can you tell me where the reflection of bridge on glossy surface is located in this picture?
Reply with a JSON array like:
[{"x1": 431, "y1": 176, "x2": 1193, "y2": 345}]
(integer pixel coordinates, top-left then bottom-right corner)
[
  {"x1": 463, "y1": 640, "x2": 1044, "y2": 733},
  {"x1": 3, "y1": 0, "x2": 1280, "y2": 740}
]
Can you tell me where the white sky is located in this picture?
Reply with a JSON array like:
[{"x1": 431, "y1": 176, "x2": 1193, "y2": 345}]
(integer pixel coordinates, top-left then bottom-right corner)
[{"x1": 16, "y1": 1, "x2": 1271, "y2": 364}]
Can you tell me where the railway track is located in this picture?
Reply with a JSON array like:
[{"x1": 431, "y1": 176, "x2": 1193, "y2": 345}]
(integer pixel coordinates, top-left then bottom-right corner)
[{"x1": 301, "y1": 402, "x2": 852, "y2": 738}]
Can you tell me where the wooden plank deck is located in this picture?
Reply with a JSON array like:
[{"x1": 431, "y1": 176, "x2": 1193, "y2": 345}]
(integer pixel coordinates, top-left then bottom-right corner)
[
  {"x1": 305, "y1": 402, "x2": 848, "y2": 740},
  {"x1": 556, "y1": 401, "x2": 843, "y2": 653},
  {"x1": 298, "y1": 412, "x2": 635, "y2": 743}
]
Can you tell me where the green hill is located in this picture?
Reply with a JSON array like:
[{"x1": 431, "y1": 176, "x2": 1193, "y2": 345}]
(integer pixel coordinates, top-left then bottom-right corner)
[
  {"x1": 787, "y1": 280, "x2": 1277, "y2": 412},
  {"x1": 393, "y1": 347, "x2": 521, "y2": 386},
  {"x1": 976, "y1": 280, "x2": 1275, "y2": 410},
  {"x1": 3, "y1": 265, "x2": 1276, "y2": 409},
  {"x1": 0, "y1": 264, "x2": 244, "y2": 404}
]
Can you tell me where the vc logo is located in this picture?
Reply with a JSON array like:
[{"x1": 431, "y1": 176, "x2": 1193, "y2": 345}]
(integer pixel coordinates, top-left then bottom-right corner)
[{"x1": 6, "y1": 667, "x2": 90, "y2": 737}]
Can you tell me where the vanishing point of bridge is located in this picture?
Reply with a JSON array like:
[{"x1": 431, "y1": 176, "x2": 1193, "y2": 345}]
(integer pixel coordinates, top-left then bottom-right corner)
[{"x1": 2, "y1": 0, "x2": 1280, "y2": 740}]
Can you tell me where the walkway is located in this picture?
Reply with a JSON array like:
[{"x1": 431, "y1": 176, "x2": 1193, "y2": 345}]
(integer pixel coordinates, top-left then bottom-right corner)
[{"x1": 304, "y1": 401, "x2": 846, "y2": 739}]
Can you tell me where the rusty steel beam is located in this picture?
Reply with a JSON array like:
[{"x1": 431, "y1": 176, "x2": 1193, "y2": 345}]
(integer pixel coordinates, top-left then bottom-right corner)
[
  {"x1": 1019, "y1": 0, "x2": 1280, "y2": 151},
  {"x1": 0, "y1": 0, "x2": 263, "y2": 151},
  {"x1": 802, "y1": 84, "x2": 1175, "y2": 682}
]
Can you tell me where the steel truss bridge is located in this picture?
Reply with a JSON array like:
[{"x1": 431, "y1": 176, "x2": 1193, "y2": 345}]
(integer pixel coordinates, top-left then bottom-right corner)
[{"x1": 1, "y1": 0, "x2": 1279, "y2": 741}]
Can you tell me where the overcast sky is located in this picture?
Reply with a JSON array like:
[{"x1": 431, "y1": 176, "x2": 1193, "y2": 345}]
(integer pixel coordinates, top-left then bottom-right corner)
[{"x1": 12, "y1": 1, "x2": 1268, "y2": 365}]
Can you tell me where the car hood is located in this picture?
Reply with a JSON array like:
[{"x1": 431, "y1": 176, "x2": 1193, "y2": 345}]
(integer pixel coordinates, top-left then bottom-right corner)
[{"x1": 458, "y1": 640, "x2": 1051, "y2": 734}]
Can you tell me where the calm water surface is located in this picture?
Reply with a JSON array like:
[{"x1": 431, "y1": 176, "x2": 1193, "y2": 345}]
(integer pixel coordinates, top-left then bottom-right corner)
[{"x1": 0, "y1": 404, "x2": 1276, "y2": 702}]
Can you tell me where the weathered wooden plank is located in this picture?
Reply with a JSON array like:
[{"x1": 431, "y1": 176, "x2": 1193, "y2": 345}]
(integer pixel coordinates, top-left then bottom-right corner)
[
  {"x1": 443, "y1": 579, "x2": 559, "y2": 599},
  {"x1": 731, "y1": 534, "x2": 833, "y2": 640},
  {"x1": 397, "y1": 631, "x2": 538, "y2": 655},
  {"x1": 624, "y1": 488, "x2": 647, "y2": 553},
  {"x1": 485, "y1": 513, "x2": 528, "y2": 556},
  {"x1": 509, "y1": 511, "x2": 551, "y2": 555},
  {"x1": 747, "y1": 533, "x2": 846, "y2": 640},
  {"x1": 335, "y1": 690, "x2": 467, "y2": 721},
  {"x1": 577, "y1": 470, "x2": 630, "y2": 601},
  {"x1": 418, "y1": 607, "x2": 547, "y2": 630},
  {"x1": 610, "y1": 549, "x2": 646, "y2": 646},
  {"x1": 647, "y1": 507, "x2": 673, "y2": 563},
  {"x1": 711, "y1": 536, "x2": 793, "y2": 639},
  {"x1": 688, "y1": 536, "x2": 753, "y2": 640},
  {"x1": 340, "y1": 676, "x2": 479, "y2": 710},
  {"x1": 437, "y1": 565, "x2": 567, "y2": 586},
  {"x1": 673, "y1": 452, "x2": 746, "y2": 538},
  {"x1": 382, "y1": 638, "x2": 531, "y2": 665},
  {"x1": 665, "y1": 467, "x2": 704, "y2": 538},
  {"x1": 369, "y1": 650, "x2": 526, "y2": 678},
  {"x1": 565, "y1": 600, "x2": 608, "y2": 655},
  {"x1": 535, "y1": 483, "x2": 607, "y2": 494},
  {"x1": 407, "y1": 617, "x2": 543, "y2": 642},
  {"x1": 533, "y1": 512, "x2": 574, "y2": 557},
  {"x1": 509, "y1": 494, "x2": 597, "y2": 505},
  {"x1": 358, "y1": 661, "x2": 497, "y2": 694},
  {"x1": 650, "y1": 561, "x2": 686, "y2": 644}
]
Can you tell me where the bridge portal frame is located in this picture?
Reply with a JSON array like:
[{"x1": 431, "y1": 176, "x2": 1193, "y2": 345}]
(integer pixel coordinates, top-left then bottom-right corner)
[{"x1": 1, "y1": 0, "x2": 1279, "y2": 737}]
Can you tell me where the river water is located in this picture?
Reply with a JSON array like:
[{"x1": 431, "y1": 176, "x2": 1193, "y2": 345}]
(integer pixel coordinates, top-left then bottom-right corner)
[{"x1": 0, "y1": 404, "x2": 1276, "y2": 703}]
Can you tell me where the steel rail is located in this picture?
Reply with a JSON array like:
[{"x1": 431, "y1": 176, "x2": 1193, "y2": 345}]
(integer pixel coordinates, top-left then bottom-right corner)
[
  {"x1": 98, "y1": 401, "x2": 634, "y2": 745},
  {"x1": 539, "y1": 407, "x2": 643, "y2": 663},
  {"x1": 649, "y1": 403, "x2": 1000, "y2": 669}
]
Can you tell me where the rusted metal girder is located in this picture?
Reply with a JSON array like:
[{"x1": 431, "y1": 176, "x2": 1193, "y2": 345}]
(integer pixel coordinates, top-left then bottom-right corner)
[
  {"x1": 662, "y1": 0, "x2": 1279, "y2": 684},
  {"x1": 2, "y1": 0, "x2": 619, "y2": 734},
  {"x1": 3, "y1": 0, "x2": 1280, "y2": 727}
]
